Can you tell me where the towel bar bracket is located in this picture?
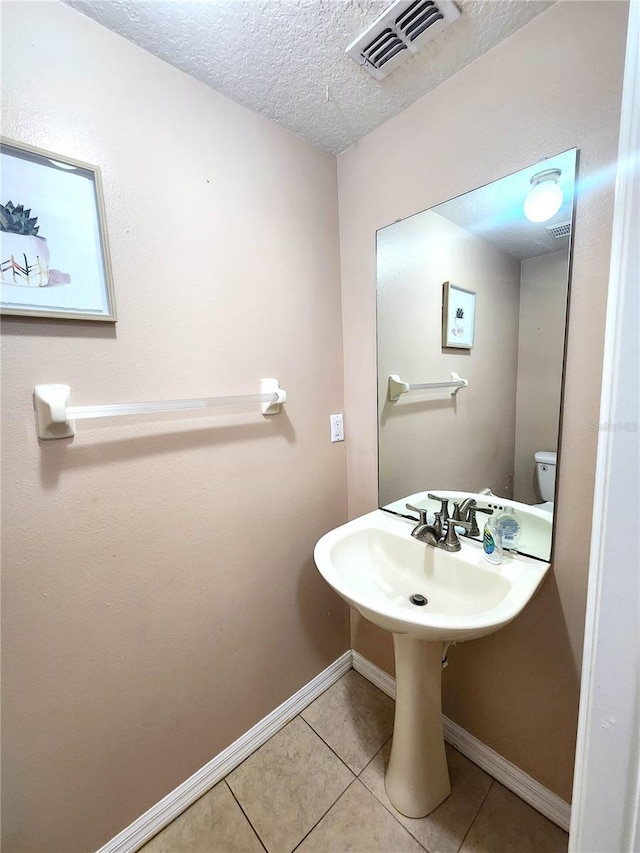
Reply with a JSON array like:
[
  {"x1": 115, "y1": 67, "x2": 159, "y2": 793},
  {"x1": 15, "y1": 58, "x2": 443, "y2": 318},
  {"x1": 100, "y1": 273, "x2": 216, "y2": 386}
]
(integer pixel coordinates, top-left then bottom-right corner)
[{"x1": 34, "y1": 383, "x2": 75, "y2": 440}]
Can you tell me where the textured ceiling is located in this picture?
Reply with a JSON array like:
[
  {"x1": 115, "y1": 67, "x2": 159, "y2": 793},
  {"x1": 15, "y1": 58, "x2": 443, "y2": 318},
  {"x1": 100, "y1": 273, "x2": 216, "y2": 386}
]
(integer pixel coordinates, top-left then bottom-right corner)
[{"x1": 64, "y1": 0, "x2": 555, "y2": 154}]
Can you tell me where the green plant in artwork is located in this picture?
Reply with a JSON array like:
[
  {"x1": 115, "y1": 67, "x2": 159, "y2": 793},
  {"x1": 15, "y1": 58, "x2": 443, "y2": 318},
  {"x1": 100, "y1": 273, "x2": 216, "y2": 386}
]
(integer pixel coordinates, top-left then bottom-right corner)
[{"x1": 0, "y1": 201, "x2": 42, "y2": 237}]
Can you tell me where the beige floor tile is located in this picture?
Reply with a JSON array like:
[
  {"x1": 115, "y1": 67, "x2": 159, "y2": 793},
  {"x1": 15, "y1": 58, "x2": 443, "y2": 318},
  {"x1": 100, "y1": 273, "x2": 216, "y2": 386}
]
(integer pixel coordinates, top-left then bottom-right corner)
[
  {"x1": 296, "y1": 779, "x2": 425, "y2": 853},
  {"x1": 226, "y1": 716, "x2": 354, "y2": 853},
  {"x1": 360, "y1": 741, "x2": 492, "y2": 853},
  {"x1": 140, "y1": 780, "x2": 264, "y2": 853},
  {"x1": 460, "y1": 781, "x2": 569, "y2": 853},
  {"x1": 301, "y1": 670, "x2": 395, "y2": 774}
]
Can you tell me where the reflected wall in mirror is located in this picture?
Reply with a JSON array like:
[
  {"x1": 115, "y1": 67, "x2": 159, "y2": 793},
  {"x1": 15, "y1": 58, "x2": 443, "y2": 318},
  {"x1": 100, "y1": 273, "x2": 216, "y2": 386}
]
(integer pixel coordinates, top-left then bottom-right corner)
[{"x1": 377, "y1": 149, "x2": 577, "y2": 561}]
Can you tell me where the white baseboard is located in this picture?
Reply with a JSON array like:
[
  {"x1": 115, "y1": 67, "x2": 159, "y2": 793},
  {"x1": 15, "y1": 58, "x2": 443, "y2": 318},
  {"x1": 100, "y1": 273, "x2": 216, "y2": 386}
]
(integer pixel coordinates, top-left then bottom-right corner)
[
  {"x1": 442, "y1": 714, "x2": 571, "y2": 832},
  {"x1": 97, "y1": 651, "x2": 352, "y2": 853},
  {"x1": 352, "y1": 650, "x2": 571, "y2": 832},
  {"x1": 352, "y1": 650, "x2": 397, "y2": 699},
  {"x1": 99, "y1": 647, "x2": 570, "y2": 852}
]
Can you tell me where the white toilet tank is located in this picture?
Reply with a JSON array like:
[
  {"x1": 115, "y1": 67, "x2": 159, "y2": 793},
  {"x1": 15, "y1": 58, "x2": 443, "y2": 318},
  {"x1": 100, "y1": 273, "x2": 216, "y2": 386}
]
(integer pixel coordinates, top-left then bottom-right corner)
[{"x1": 535, "y1": 451, "x2": 557, "y2": 503}]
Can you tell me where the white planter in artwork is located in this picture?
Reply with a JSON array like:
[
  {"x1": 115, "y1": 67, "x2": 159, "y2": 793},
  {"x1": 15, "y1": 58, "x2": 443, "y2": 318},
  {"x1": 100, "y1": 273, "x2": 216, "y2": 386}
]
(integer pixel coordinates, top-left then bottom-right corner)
[{"x1": 0, "y1": 232, "x2": 50, "y2": 287}]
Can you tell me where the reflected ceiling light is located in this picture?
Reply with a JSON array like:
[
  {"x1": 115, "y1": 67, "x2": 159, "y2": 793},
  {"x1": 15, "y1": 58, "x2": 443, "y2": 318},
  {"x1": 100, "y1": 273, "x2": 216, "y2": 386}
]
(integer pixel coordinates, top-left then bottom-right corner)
[
  {"x1": 524, "y1": 169, "x2": 563, "y2": 223},
  {"x1": 47, "y1": 158, "x2": 80, "y2": 172}
]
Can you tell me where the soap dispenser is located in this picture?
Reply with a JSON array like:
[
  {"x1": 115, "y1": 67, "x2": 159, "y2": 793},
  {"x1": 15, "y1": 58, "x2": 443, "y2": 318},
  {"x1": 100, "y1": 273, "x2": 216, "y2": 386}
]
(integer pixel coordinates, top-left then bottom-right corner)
[
  {"x1": 483, "y1": 516, "x2": 503, "y2": 565},
  {"x1": 495, "y1": 506, "x2": 522, "y2": 551}
]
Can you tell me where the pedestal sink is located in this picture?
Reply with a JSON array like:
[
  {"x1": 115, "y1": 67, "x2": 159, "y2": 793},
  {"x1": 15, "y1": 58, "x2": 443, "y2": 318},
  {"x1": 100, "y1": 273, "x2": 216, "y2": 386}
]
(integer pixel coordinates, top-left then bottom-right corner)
[{"x1": 313, "y1": 508, "x2": 549, "y2": 818}]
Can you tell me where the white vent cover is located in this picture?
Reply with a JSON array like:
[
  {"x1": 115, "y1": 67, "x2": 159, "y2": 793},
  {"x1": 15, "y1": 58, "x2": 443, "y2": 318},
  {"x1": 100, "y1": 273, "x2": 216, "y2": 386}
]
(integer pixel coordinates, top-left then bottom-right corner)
[
  {"x1": 545, "y1": 220, "x2": 572, "y2": 239},
  {"x1": 346, "y1": 0, "x2": 460, "y2": 80}
]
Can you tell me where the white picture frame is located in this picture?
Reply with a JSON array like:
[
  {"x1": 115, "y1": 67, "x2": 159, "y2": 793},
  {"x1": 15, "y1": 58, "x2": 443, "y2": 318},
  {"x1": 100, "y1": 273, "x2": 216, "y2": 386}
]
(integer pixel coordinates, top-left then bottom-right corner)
[
  {"x1": 442, "y1": 281, "x2": 475, "y2": 349},
  {"x1": 1, "y1": 137, "x2": 116, "y2": 321}
]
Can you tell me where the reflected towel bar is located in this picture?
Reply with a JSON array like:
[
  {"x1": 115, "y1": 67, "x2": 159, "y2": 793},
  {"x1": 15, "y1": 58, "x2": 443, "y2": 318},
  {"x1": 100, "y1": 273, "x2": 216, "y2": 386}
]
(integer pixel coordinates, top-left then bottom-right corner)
[
  {"x1": 388, "y1": 373, "x2": 468, "y2": 402},
  {"x1": 33, "y1": 379, "x2": 287, "y2": 440}
]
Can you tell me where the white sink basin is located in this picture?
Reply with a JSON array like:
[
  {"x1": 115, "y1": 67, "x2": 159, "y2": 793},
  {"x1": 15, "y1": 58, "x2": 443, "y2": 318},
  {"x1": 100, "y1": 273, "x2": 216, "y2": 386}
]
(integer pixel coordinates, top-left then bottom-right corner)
[{"x1": 314, "y1": 509, "x2": 549, "y2": 643}]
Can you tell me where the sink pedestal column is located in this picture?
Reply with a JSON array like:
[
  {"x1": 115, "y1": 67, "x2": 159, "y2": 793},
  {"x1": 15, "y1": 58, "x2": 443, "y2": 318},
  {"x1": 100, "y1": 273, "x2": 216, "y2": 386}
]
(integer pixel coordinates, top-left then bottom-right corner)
[{"x1": 385, "y1": 634, "x2": 451, "y2": 818}]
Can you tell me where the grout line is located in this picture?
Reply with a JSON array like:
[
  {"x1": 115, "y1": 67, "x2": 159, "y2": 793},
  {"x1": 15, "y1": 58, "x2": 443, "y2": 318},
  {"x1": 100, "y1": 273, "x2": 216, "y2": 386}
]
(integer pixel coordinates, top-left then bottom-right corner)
[
  {"x1": 224, "y1": 779, "x2": 269, "y2": 853},
  {"x1": 299, "y1": 698, "x2": 429, "y2": 850},
  {"x1": 356, "y1": 749, "x2": 430, "y2": 850},
  {"x1": 456, "y1": 779, "x2": 494, "y2": 853},
  {"x1": 224, "y1": 708, "x2": 356, "y2": 853},
  {"x1": 356, "y1": 771, "x2": 432, "y2": 853},
  {"x1": 356, "y1": 734, "x2": 392, "y2": 779},
  {"x1": 355, "y1": 739, "x2": 489, "y2": 853},
  {"x1": 223, "y1": 714, "x2": 324, "y2": 853},
  {"x1": 353, "y1": 736, "x2": 432, "y2": 852},
  {"x1": 296, "y1": 715, "x2": 359, "y2": 777},
  {"x1": 290, "y1": 778, "x2": 360, "y2": 853}
]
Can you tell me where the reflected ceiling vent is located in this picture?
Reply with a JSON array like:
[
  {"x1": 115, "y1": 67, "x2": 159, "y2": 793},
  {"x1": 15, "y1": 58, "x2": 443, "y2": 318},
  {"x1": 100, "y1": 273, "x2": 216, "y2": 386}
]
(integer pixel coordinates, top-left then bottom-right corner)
[
  {"x1": 545, "y1": 220, "x2": 572, "y2": 239},
  {"x1": 346, "y1": 0, "x2": 461, "y2": 81}
]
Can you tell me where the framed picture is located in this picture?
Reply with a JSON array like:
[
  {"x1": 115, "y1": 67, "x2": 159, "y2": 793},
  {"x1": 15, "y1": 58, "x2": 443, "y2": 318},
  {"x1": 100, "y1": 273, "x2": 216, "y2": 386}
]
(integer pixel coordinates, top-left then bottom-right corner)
[
  {"x1": 1, "y1": 138, "x2": 116, "y2": 321},
  {"x1": 442, "y1": 281, "x2": 475, "y2": 349}
]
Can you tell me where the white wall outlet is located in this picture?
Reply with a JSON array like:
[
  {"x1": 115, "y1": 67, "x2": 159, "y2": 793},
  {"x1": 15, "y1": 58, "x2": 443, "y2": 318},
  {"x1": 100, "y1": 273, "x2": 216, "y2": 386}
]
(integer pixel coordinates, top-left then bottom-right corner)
[{"x1": 330, "y1": 413, "x2": 344, "y2": 442}]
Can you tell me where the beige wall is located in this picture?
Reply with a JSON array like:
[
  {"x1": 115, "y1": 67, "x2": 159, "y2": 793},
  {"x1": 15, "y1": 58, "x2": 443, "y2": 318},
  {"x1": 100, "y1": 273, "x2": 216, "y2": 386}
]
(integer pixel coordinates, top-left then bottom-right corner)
[
  {"x1": 514, "y1": 251, "x2": 570, "y2": 504},
  {"x1": 377, "y1": 210, "x2": 520, "y2": 505},
  {"x1": 0, "y1": 3, "x2": 349, "y2": 850},
  {"x1": 338, "y1": 0, "x2": 628, "y2": 803}
]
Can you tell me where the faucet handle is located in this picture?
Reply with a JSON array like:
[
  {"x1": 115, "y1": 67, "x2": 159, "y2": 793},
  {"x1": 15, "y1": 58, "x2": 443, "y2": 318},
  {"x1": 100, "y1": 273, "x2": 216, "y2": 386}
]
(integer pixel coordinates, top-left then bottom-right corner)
[
  {"x1": 467, "y1": 506, "x2": 493, "y2": 537},
  {"x1": 446, "y1": 518, "x2": 472, "y2": 531},
  {"x1": 405, "y1": 503, "x2": 428, "y2": 525},
  {"x1": 442, "y1": 518, "x2": 472, "y2": 551},
  {"x1": 451, "y1": 500, "x2": 469, "y2": 521},
  {"x1": 427, "y1": 493, "x2": 450, "y2": 522}
]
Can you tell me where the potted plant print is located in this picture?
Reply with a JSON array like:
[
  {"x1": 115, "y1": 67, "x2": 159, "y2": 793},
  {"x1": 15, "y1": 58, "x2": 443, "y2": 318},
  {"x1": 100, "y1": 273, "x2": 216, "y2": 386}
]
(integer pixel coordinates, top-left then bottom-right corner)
[
  {"x1": 1, "y1": 201, "x2": 51, "y2": 286},
  {"x1": 0, "y1": 201, "x2": 57, "y2": 287},
  {"x1": 452, "y1": 306, "x2": 464, "y2": 338}
]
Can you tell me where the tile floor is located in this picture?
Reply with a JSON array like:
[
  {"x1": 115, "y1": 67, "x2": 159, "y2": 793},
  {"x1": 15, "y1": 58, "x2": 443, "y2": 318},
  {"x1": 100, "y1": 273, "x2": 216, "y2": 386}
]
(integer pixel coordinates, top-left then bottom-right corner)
[{"x1": 141, "y1": 670, "x2": 569, "y2": 853}]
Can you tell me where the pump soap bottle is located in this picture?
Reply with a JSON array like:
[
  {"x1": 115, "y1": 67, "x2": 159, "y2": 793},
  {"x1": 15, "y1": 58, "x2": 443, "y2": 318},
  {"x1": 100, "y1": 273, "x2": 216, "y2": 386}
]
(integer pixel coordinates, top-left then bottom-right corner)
[
  {"x1": 483, "y1": 515, "x2": 503, "y2": 565},
  {"x1": 495, "y1": 506, "x2": 522, "y2": 551}
]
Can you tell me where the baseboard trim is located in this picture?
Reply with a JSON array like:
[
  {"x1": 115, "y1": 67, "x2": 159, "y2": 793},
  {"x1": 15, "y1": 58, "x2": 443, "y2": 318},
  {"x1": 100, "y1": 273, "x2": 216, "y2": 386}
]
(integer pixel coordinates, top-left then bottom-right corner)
[
  {"x1": 97, "y1": 651, "x2": 352, "y2": 853},
  {"x1": 443, "y1": 714, "x2": 571, "y2": 832},
  {"x1": 352, "y1": 650, "x2": 396, "y2": 698},
  {"x1": 99, "y1": 647, "x2": 570, "y2": 851},
  {"x1": 352, "y1": 650, "x2": 571, "y2": 832}
]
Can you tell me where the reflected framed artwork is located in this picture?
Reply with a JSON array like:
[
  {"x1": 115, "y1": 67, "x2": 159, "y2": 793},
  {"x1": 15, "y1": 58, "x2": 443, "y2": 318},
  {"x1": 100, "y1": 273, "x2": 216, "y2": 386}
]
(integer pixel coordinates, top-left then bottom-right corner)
[
  {"x1": 0, "y1": 138, "x2": 116, "y2": 321},
  {"x1": 442, "y1": 281, "x2": 475, "y2": 349}
]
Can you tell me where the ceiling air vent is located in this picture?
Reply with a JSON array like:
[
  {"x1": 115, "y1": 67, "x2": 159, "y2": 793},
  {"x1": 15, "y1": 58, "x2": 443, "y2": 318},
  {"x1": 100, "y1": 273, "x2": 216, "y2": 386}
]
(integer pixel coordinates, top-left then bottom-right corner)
[
  {"x1": 347, "y1": 0, "x2": 460, "y2": 81},
  {"x1": 545, "y1": 220, "x2": 572, "y2": 239}
]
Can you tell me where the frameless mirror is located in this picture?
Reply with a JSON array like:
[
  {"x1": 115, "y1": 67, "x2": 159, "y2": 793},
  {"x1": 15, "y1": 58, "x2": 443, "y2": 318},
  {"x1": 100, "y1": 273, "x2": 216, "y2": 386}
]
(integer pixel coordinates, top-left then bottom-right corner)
[{"x1": 377, "y1": 149, "x2": 577, "y2": 561}]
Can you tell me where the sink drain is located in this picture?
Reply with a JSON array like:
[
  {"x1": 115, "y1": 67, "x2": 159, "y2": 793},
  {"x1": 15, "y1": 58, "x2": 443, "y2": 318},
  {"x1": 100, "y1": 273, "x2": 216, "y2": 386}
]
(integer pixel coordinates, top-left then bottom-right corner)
[{"x1": 409, "y1": 593, "x2": 428, "y2": 606}]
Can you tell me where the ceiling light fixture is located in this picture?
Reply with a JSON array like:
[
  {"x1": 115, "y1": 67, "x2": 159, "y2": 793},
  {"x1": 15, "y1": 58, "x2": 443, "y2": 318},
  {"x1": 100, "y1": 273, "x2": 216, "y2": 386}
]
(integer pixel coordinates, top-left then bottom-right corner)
[{"x1": 524, "y1": 168, "x2": 563, "y2": 223}]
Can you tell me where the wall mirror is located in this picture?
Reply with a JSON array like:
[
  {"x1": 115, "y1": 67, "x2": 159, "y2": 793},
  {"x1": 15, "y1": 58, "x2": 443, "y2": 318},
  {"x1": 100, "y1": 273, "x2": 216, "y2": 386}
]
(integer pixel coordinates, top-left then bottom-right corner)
[{"x1": 377, "y1": 149, "x2": 577, "y2": 561}]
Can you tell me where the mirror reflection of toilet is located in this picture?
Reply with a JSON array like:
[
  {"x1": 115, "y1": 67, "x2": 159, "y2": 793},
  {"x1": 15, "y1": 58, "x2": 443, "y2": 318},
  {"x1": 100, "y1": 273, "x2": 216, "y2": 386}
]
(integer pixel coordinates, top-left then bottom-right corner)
[{"x1": 535, "y1": 451, "x2": 557, "y2": 512}]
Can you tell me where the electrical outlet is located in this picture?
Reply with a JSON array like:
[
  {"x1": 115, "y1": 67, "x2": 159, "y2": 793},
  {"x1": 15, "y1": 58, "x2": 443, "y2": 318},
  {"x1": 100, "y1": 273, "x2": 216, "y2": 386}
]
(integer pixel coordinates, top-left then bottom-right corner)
[{"x1": 330, "y1": 413, "x2": 344, "y2": 442}]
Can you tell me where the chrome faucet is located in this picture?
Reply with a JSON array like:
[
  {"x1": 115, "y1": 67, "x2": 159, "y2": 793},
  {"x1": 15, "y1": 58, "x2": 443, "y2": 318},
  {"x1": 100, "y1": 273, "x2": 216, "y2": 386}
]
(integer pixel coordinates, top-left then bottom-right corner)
[
  {"x1": 432, "y1": 494, "x2": 476, "y2": 522},
  {"x1": 426, "y1": 495, "x2": 494, "y2": 538},
  {"x1": 406, "y1": 502, "x2": 473, "y2": 552},
  {"x1": 405, "y1": 504, "x2": 440, "y2": 546},
  {"x1": 453, "y1": 498, "x2": 476, "y2": 520}
]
